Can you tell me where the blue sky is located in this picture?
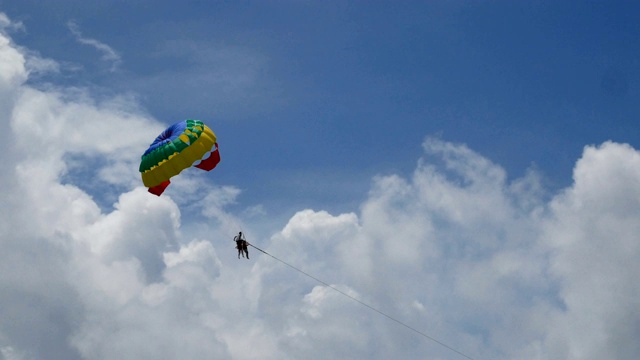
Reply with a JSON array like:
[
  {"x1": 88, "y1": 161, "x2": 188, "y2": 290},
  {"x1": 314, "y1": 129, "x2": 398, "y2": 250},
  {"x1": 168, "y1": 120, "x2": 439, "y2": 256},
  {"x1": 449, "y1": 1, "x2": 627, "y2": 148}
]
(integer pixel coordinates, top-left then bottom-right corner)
[
  {"x1": 0, "y1": 2, "x2": 639, "y2": 359},
  {"x1": 6, "y1": 1, "x2": 639, "y2": 213}
]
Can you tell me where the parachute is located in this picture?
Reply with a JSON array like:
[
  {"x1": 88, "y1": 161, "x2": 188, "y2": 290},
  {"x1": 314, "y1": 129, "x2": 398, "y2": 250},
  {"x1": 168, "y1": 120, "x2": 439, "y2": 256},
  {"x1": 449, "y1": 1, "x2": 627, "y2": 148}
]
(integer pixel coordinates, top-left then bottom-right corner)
[{"x1": 140, "y1": 119, "x2": 220, "y2": 195}]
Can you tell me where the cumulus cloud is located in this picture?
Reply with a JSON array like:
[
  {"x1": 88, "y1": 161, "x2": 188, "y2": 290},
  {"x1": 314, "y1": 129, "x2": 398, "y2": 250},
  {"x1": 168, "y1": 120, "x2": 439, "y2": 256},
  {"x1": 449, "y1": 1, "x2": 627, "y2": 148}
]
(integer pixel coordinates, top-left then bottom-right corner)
[
  {"x1": 541, "y1": 142, "x2": 640, "y2": 359},
  {"x1": 0, "y1": 12, "x2": 638, "y2": 360}
]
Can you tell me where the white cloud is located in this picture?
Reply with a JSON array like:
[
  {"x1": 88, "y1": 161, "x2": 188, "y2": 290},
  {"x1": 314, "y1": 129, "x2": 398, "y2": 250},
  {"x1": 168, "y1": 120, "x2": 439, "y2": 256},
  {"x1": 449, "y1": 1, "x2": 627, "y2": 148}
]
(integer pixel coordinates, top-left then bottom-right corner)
[
  {"x1": 0, "y1": 12, "x2": 638, "y2": 360},
  {"x1": 67, "y1": 21, "x2": 122, "y2": 72},
  {"x1": 0, "y1": 12, "x2": 25, "y2": 34},
  {"x1": 541, "y1": 142, "x2": 640, "y2": 359},
  {"x1": 128, "y1": 37, "x2": 282, "y2": 119},
  {"x1": 0, "y1": 22, "x2": 26, "y2": 88}
]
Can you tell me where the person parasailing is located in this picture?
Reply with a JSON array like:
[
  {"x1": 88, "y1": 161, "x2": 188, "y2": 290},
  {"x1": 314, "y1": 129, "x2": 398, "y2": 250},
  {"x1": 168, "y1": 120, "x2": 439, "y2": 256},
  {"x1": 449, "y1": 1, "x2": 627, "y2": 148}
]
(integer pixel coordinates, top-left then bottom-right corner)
[{"x1": 234, "y1": 231, "x2": 249, "y2": 259}]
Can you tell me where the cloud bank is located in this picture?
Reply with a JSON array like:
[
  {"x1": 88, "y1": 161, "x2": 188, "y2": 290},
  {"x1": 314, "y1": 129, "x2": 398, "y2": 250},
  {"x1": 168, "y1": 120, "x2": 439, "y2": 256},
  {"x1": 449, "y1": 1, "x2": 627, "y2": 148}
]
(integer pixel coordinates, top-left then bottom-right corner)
[{"x1": 0, "y1": 13, "x2": 638, "y2": 360}]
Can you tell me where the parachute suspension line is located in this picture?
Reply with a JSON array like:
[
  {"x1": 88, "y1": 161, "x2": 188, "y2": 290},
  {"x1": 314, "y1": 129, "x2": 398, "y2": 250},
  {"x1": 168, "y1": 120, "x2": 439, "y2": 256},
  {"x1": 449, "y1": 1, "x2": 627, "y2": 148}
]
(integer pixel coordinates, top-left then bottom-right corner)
[
  {"x1": 247, "y1": 243, "x2": 476, "y2": 360},
  {"x1": 225, "y1": 214, "x2": 242, "y2": 234}
]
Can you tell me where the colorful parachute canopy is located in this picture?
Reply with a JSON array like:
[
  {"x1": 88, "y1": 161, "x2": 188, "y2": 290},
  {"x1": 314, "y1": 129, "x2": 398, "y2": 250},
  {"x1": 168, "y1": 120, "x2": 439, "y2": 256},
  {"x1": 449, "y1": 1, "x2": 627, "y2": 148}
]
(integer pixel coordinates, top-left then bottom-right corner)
[{"x1": 140, "y1": 119, "x2": 220, "y2": 196}]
